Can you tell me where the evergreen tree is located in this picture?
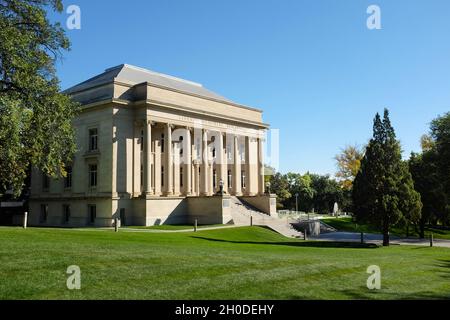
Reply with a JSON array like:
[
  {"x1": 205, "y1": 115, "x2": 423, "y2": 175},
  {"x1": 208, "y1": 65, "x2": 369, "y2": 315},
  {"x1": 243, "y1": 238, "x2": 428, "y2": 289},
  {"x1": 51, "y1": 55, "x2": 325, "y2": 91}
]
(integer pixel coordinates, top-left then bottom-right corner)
[{"x1": 353, "y1": 109, "x2": 422, "y2": 246}]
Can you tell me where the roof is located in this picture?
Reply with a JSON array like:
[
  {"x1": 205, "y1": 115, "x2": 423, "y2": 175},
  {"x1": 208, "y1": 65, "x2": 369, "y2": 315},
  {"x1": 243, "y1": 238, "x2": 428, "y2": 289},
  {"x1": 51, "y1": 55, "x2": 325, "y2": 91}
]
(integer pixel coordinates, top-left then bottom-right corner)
[{"x1": 64, "y1": 64, "x2": 234, "y2": 103}]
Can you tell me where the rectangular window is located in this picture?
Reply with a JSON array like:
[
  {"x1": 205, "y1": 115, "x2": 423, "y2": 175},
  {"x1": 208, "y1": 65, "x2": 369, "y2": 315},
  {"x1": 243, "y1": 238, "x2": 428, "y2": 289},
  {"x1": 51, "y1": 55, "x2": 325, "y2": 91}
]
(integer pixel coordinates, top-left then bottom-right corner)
[
  {"x1": 161, "y1": 166, "x2": 164, "y2": 187},
  {"x1": 161, "y1": 134, "x2": 165, "y2": 153},
  {"x1": 89, "y1": 128, "x2": 98, "y2": 151},
  {"x1": 140, "y1": 165, "x2": 144, "y2": 188},
  {"x1": 140, "y1": 129, "x2": 144, "y2": 152},
  {"x1": 40, "y1": 204, "x2": 48, "y2": 223},
  {"x1": 42, "y1": 174, "x2": 50, "y2": 191},
  {"x1": 213, "y1": 169, "x2": 217, "y2": 189},
  {"x1": 180, "y1": 167, "x2": 183, "y2": 187},
  {"x1": 227, "y1": 145, "x2": 232, "y2": 161},
  {"x1": 63, "y1": 204, "x2": 71, "y2": 224},
  {"x1": 89, "y1": 164, "x2": 97, "y2": 187},
  {"x1": 88, "y1": 205, "x2": 96, "y2": 224},
  {"x1": 228, "y1": 170, "x2": 232, "y2": 189},
  {"x1": 64, "y1": 166, "x2": 72, "y2": 189},
  {"x1": 241, "y1": 170, "x2": 246, "y2": 189}
]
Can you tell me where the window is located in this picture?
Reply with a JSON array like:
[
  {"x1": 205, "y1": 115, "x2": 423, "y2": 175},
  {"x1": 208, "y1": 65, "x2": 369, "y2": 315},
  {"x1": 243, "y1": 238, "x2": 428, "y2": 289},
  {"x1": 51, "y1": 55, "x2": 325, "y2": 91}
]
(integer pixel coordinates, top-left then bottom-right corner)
[
  {"x1": 42, "y1": 174, "x2": 50, "y2": 191},
  {"x1": 228, "y1": 170, "x2": 232, "y2": 188},
  {"x1": 89, "y1": 128, "x2": 98, "y2": 151},
  {"x1": 120, "y1": 208, "x2": 126, "y2": 225},
  {"x1": 180, "y1": 168, "x2": 183, "y2": 187},
  {"x1": 40, "y1": 204, "x2": 48, "y2": 223},
  {"x1": 213, "y1": 169, "x2": 217, "y2": 189},
  {"x1": 227, "y1": 145, "x2": 232, "y2": 161},
  {"x1": 161, "y1": 134, "x2": 165, "y2": 153},
  {"x1": 140, "y1": 165, "x2": 144, "y2": 188},
  {"x1": 63, "y1": 205, "x2": 71, "y2": 224},
  {"x1": 161, "y1": 166, "x2": 164, "y2": 187},
  {"x1": 64, "y1": 166, "x2": 72, "y2": 189},
  {"x1": 88, "y1": 205, "x2": 96, "y2": 224},
  {"x1": 89, "y1": 164, "x2": 97, "y2": 187},
  {"x1": 241, "y1": 171, "x2": 246, "y2": 189},
  {"x1": 140, "y1": 129, "x2": 144, "y2": 152},
  {"x1": 212, "y1": 148, "x2": 216, "y2": 158}
]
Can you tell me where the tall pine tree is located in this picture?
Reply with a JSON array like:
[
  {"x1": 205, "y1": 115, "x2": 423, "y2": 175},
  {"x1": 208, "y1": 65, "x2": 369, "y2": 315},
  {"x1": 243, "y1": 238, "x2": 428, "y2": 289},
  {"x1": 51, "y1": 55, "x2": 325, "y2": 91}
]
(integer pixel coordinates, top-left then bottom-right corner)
[{"x1": 353, "y1": 109, "x2": 422, "y2": 246}]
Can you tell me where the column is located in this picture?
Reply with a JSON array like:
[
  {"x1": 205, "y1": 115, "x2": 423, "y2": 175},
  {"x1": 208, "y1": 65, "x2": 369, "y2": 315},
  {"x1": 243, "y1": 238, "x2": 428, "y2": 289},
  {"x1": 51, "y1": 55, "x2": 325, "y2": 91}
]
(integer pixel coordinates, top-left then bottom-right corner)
[
  {"x1": 185, "y1": 127, "x2": 192, "y2": 195},
  {"x1": 245, "y1": 136, "x2": 252, "y2": 195},
  {"x1": 258, "y1": 137, "x2": 265, "y2": 195},
  {"x1": 233, "y1": 135, "x2": 242, "y2": 196},
  {"x1": 216, "y1": 132, "x2": 226, "y2": 193},
  {"x1": 145, "y1": 120, "x2": 153, "y2": 196},
  {"x1": 165, "y1": 123, "x2": 173, "y2": 196},
  {"x1": 195, "y1": 162, "x2": 200, "y2": 196},
  {"x1": 132, "y1": 121, "x2": 141, "y2": 197},
  {"x1": 154, "y1": 125, "x2": 162, "y2": 196},
  {"x1": 173, "y1": 142, "x2": 180, "y2": 196},
  {"x1": 200, "y1": 129, "x2": 208, "y2": 196}
]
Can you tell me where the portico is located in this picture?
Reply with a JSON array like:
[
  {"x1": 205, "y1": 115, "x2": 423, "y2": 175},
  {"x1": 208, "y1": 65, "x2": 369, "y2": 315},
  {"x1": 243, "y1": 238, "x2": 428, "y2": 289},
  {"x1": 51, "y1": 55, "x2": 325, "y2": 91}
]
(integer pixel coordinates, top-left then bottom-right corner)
[{"x1": 28, "y1": 64, "x2": 274, "y2": 227}]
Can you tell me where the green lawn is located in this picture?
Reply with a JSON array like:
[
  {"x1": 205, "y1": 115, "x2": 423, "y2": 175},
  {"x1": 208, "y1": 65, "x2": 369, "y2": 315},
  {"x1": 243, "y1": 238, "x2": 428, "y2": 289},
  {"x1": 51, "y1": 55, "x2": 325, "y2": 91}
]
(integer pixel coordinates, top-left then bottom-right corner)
[
  {"x1": 0, "y1": 226, "x2": 449, "y2": 300},
  {"x1": 323, "y1": 217, "x2": 450, "y2": 240},
  {"x1": 123, "y1": 224, "x2": 226, "y2": 231}
]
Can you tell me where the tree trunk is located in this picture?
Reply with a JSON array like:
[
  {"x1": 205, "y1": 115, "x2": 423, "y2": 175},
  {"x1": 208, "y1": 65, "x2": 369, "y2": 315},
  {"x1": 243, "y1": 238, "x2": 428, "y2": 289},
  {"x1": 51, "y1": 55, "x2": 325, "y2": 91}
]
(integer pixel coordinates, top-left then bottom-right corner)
[{"x1": 383, "y1": 220, "x2": 390, "y2": 246}]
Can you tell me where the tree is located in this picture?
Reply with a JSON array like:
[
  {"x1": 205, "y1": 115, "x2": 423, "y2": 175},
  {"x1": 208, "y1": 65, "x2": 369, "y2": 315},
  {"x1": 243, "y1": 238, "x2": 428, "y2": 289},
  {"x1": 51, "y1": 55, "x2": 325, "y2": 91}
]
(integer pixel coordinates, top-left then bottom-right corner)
[
  {"x1": 353, "y1": 109, "x2": 422, "y2": 246},
  {"x1": 0, "y1": 0, "x2": 78, "y2": 197},
  {"x1": 268, "y1": 173, "x2": 290, "y2": 209},
  {"x1": 430, "y1": 112, "x2": 450, "y2": 202},
  {"x1": 285, "y1": 172, "x2": 314, "y2": 212},
  {"x1": 409, "y1": 151, "x2": 447, "y2": 237},
  {"x1": 309, "y1": 174, "x2": 343, "y2": 215},
  {"x1": 334, "y1": 144, "x2": 364, "y2": 190}
]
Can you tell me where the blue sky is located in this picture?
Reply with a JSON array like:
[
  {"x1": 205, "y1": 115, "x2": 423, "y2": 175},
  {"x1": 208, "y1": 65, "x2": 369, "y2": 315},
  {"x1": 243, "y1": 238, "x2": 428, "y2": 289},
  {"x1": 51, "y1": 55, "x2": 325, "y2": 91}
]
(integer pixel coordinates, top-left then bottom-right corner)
[{"x1": 52, "y1": 0, "x2": 450, "y2": 175}]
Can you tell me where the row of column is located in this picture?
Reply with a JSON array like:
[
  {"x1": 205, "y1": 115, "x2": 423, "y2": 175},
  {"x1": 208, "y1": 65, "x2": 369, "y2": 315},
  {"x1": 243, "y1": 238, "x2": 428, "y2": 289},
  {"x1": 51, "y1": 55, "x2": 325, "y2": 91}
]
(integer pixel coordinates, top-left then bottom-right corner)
[{"x1": 136, "y1": 120, "x2": 265, "y2": 197}]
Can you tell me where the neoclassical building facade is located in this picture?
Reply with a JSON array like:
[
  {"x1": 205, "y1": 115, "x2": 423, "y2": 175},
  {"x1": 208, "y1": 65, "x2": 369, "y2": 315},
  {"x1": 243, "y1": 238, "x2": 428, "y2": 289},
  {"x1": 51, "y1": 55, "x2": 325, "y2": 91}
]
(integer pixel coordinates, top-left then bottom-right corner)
[{"x1": 29, "y1": 64, "x2": 275, "y2": 227}]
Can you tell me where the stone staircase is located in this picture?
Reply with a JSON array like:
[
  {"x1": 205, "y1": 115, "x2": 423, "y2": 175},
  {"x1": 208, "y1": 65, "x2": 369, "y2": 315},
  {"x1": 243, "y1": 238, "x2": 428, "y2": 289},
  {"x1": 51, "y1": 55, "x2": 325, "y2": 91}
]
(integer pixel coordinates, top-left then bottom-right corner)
[{"x1": 230, "y1": 196, "x2": 303, "y2": 239}]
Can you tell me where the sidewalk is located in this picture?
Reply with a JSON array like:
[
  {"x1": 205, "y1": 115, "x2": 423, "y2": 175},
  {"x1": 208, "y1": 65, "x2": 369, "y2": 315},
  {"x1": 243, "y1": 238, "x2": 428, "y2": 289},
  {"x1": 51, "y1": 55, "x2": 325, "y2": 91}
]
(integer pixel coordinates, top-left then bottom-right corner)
[{"x1": 311, "y1": 231, "x2": 450, "y2": 248}]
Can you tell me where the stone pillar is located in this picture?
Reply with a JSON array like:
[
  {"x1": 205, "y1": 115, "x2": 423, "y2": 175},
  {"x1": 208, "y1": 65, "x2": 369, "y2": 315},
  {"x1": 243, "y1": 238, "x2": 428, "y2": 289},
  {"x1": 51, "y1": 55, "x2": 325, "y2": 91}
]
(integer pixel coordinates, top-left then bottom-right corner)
[
  {"x1": 154, "y1": 125, "x2": 162, "y2": 196},
  {"x1": 185, "y1": 127, "x2": 192, "y2": 196},
  {"x1": 216, "y1": 132, "x2": 226, "y2": 194},
  {"x1": 258, "y1": 137, "x2": 265, "y2": 195},
  {"x1": 173, "y1": 142, "x2": 180, "y2": 196},
  {"x1": 145, "y1": 120, "x2": 153, "y2": 195},
  {"x1": 133, "y1": 121, "x2": 142, "y2": 197},
  {"x1": 195, "y1": 162, "x2": 200, "y2": 196},
  {"x1": 245, "y1": 136, "x2": 252, "y2": 195},
  {"x1": 165, "y1": 123, "x2": 173, "y2": 196},
  {"x1": 200, "y1": 129, "x2": 209, "y2": 196},
  {"x1": 234, "y1": 135, "x2": 242, "y2": 196}
]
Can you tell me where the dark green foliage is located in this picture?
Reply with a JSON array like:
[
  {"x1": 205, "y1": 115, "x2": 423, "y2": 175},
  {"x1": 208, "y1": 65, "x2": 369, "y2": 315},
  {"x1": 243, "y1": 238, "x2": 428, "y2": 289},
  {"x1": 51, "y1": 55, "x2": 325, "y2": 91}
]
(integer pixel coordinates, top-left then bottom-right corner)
[
  {"x1": 0, "y1": 0, "x2": 78, "y2": 196},
  {"x1": 353, "y1": 109, "x2": 422, "y2": 246}
]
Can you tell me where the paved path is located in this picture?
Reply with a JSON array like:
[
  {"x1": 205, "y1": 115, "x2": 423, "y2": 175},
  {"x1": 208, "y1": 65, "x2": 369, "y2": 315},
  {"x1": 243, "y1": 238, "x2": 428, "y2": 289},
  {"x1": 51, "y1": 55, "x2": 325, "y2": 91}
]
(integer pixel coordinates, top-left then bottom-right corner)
[{"x1": 311, "y1": 231, "x2": 450, "y2": 248}]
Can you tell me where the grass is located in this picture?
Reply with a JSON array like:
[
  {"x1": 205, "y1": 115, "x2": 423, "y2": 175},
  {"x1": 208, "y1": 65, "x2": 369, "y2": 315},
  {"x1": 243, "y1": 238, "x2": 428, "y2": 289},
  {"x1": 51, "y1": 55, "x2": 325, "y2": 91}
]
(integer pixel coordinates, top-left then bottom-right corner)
[
  {"x1": 123, "y1": 224, "x2": 226, "y2": 231},
  {"x1": 1, "y1": 226, "x2": 450, "y2": 300},
  {"x1": 322, "y1": 217, "x2": 450, "y2": 240}
]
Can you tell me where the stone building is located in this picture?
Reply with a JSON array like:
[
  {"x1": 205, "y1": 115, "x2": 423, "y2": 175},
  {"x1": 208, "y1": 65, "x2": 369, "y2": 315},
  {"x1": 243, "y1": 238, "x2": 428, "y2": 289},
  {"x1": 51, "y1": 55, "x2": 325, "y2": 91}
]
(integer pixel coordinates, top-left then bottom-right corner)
[{"x1": 29, "y1": 64, "x2": 276, "y2": 227}]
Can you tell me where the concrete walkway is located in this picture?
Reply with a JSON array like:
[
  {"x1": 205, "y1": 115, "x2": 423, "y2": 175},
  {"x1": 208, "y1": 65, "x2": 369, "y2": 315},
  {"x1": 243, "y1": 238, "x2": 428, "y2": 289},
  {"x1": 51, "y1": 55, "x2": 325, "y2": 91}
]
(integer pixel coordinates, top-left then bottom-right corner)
[{"x1": 311, "y1": 231, "x2": 450, "y2": 248}]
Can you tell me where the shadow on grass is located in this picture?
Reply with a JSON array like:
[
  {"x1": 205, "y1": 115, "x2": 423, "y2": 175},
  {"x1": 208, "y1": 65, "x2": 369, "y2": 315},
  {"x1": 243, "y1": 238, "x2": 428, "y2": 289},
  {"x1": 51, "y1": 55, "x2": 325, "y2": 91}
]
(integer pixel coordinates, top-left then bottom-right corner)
[
  {"x1": 338, "y1": 288, "x2": 450, "y2": 300},
  {"x1": 190, "y1": 236, "x2": 379, "y2": 249}
]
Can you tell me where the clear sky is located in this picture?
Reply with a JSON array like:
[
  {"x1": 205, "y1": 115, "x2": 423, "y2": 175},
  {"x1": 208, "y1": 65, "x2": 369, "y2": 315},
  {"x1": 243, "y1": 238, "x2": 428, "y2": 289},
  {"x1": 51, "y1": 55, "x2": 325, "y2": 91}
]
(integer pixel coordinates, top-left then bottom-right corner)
[{"x1": 52, "y1": 0, "x2": 450, "y2": 175}]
